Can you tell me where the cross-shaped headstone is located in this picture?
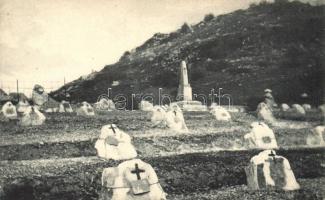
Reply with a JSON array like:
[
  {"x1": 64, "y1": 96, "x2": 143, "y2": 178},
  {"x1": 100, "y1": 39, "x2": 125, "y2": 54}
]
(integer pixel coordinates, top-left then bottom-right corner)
[
  {"x1": 268, "y1": 150, "x2": 276, "y2": 162},
  {"x1": 131, "y1": 163, "x2": 145, "y2": 180}
]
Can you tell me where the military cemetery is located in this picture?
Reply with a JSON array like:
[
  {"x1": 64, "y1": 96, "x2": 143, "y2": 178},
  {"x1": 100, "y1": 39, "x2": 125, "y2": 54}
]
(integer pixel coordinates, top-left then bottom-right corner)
[{"x1": 0, "y1": 0, "x2": 324, "y2": 199}]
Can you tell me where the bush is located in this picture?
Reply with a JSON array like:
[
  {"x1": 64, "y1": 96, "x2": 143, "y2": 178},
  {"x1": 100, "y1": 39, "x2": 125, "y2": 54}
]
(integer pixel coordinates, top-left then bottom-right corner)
[
  {"x1": 180, "y1": 23, "x2": 193, "y2": 34},
  {"x1": 203, "y1": 13, "x2": 214, "y2": 22},
  {"x1": 249, "y1": 3, "x2": 258, "y2": 8},
  {"x1": 119, "y1": 51, "x2": 131, "y2": 61}
]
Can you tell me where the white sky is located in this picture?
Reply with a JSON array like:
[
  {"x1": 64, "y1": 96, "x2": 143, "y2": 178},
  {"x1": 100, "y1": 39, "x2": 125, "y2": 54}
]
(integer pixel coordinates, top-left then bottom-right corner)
[{"x1": 0, "y1": 0, "x2": 321, "y2": 95}]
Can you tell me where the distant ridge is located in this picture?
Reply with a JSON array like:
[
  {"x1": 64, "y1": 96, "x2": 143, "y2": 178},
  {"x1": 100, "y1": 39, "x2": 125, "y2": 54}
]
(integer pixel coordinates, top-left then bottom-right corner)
[{"x1": 51, "y1": 1, "x2": 325, "y2": 109}]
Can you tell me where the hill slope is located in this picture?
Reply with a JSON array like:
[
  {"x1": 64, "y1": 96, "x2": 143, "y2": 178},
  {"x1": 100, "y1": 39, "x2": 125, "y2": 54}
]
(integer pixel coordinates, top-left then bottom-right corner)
[{"x1": 51, "y1": 1, "x2": 325, "y2": 110}]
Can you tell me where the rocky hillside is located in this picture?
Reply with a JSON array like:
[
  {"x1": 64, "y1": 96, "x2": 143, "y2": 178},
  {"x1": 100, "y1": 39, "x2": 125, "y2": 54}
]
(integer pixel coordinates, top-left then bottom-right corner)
[{"x1": 51, "y1": 1, "x2": 325, "y2": 110}]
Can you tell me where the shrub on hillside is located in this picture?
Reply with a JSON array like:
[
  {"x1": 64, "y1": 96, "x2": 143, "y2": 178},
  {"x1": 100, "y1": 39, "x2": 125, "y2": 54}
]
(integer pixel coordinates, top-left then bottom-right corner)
[
  {"x1": 180, "y1": 23, "x2": 193, "y2": 34},
  {"x1": 119, "y1": 51, "x2": 131, "y2": 61},
  {"x1": 204, "y1": 13, "x2": 215, "y2": 22}
]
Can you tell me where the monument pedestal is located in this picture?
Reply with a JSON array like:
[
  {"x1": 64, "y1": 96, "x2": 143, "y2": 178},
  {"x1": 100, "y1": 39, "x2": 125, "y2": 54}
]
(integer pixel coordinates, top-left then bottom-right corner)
[
  {"x1": 176, "y1": 100, "x2": 207, "y2": 112},
  {"x1": 174, "y1": 61, "x2": 207, "y2": 112}
]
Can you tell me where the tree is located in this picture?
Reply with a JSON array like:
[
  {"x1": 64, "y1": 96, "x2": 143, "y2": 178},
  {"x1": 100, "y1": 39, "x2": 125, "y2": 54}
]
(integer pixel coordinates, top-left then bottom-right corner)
[{"x1": 204, "y1": 13, "x2": 214, "y2": 22}]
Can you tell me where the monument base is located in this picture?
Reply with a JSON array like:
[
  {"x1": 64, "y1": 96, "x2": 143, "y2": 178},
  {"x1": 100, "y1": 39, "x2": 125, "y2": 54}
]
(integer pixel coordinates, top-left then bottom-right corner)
[
  {"x1": 210, "y1": 104, "x2": 247, "y2": 113},
  {"x1": 175, "y1": 101, "x2": 207, "y2": 112}
]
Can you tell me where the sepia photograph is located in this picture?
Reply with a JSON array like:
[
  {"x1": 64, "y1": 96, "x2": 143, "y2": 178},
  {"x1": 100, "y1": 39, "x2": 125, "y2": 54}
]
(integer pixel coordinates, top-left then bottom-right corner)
[{"x1": 0, "y1": 0, "x2": 324, "y2": 199}]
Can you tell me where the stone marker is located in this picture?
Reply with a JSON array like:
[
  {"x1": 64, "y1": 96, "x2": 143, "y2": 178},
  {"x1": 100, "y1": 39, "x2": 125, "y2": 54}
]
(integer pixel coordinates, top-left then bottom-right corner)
[
  {"x1": 16, "y1": 99, "x2": 30, "y2": 113},
  {"x1": 245, "y1": 150, "x2": 300, "y2": 191},
  {"x1": 244, "y1": 122, "x2": 278, "y2": 149},
  {"x1": 1, "y1": 101, "x2": 17, "y2": 119},
  {"x1": 95, "y1": 98, "x2": 116, "y2": 111},
  {"x1": 32, "y1": 84, "x2": 60, "y2": 112},
  {"x1": 76, "y1": 101, "x2": 95, "y2": 116},
  {"x1": 166, "y1": 103, "x2": 189, "y2": 133},
  {"x1": 150, "y1": 106, "x2": 167, "y2": 126},
  {"x1": 264, "y1": 89, "x2": 277, "y2": 109},
  {"x1": 291, "y1": 104, "x2": 306, "y2": 116},
  {"x1": 256, "y1": 102, "x2": 276, "y2": 124},
  {"x1": 32, "y1": 84, "x2": 48, "y2": 106},
  {"x1": 139, "y1": 100, "x2": 154, "y2": 111},
  {"x1": 100, "y1": 159, "x2": 166, "y2": 200},
  {"x1": 280, "y1": 103, "x2": 290, "y2": 112},
  {"x1": 319, "y1": 104, "x2": 325, "y2": 113},
  {"x1": 178, "y1": 61, "x2": 192, "y2": 101},
  {"x1": 58, "y1": 100, "x2": 73, "y2": 113},
  {"x1": 209, "y1": 102, "x2": 218, "y2": 109},
  {"x1": 306, "y1": 126, "x2": 325, "y2": 146},
  {"x1": 302, "y1": 104, "x2": 311, "y2": 111},
  {"x1": 175, "y1": 61, "x2": 207, "y2": 111},
  {"x1": 45, "y1": 108, "x2": 58, "y2": 113},
  {"x1": 19, "y1": 106, "x2": 46, "y2": 126},
  {"x1": 95, "y1": 124, "x2": 137, "y2": 160},
  {"x1": 210, "y1": 106, "x2": 231, "y2": 121}
]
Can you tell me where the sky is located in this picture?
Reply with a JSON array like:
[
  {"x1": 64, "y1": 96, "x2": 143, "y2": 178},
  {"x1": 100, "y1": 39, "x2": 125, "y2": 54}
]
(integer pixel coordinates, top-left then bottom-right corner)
[{"x1": 0, "y1": 0, "x2": 321, "y2": 96}]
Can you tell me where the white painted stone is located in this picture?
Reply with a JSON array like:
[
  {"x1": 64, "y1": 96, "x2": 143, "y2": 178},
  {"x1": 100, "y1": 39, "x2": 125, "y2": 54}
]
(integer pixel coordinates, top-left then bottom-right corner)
[
  {"x1": 161, "y1": 105, "x2": 168, "y2": 110},
  {"x1": 301, "y1": 93, "x2": 308, "y2": 98},
  {"x1": 264, "y1": 94, "x2": 277, "y2": 109},
  {"x1": 291, "y1": 104, "x2": 306, "y2": 115},
  {"x1": 256, "y1": 102, "x2": 276, "y2": 123},
  {"x1": 32, "y1": 84, "x2": 48, "y2": 106},
  {"x1": 319, "y1": 104, "x2": 325, "y2": 113},
  {"x1": 58, "y1": 100, "x2": 73, "y2": 113},
  {"x1": 1, "y1": 101, "x2": 17, "y2": 119},
  {"x1": 176, "y1": 100, "x2": 207, "y2": 111},
  {"x1": 245, "y1": 150, "x2": 300, "y2": 191},
  {"x1": 95, "y1": 124, "x2": 137, "y2": 160},
  {"x1": 165, "y1": 104, "x2": 189, "y2": 133},
  {"x1": 16, "y1": 100, "x2": 30, "y2": 113},
  {"x1": 209, "y1": 103, "x2": 218, "y2": 109},
  {"x1": 280, "y1": 103, "x2": 290, "y2": 112},
  {"x1": 45, "y1": 108, "x2": 54, "y2": 113},
  {"x1": 264, "y1": 89, "x2": 277, "y2": 109},
  {"x1": 45, "y1": 108, "x2": 58, "y2": 113},
  {"x1": 210, "y1": 106, "x2": 231, "y2": 121},
  {"x1": 19, "y1": 106, "x2": 46, "y2": 126},
  {"x1": 95, "y1": 98, "x2": 116, "y2": 111},
  {"x1": 100, "y1": 159, "x2": 166, "y2": 200},
  {"x1": 150, "y1": 106, "x2": 167, "y2": 126},
  {"x1": 306, "y1": 126, "x2": 325, "y2": 146},
  {"x1": 139, "y1": 100, "x2": 154, "y2": 111},
  {"x1": 302, "y1": 104, "x2": 311, "y2": 111},
  {"x1": 76, "y1": 101, "x2": 95, "y2": 116},
  {"x1": 244, "y1": 122, "x2": 278, "y2": 149}
]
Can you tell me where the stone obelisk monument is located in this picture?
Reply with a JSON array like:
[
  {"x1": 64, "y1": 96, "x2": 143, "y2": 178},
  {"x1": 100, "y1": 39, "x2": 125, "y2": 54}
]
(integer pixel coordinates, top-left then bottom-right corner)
[
  {"x1": 176, "y1": 61, "x2": 207, "y2": 111},
  {"x1": 177, "y1": 61, "x2": 192, "y2": 101}
]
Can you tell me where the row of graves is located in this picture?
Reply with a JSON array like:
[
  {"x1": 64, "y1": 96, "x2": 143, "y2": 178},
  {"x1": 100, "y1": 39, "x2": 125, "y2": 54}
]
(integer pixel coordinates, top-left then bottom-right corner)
[
  {"x1": 0, "y1": 84, "x2": 119, "y2": 126},
  {"x1": 0, "y1": 63, "x2": 324, "y2": 199},
  {"x1": 93, "y1": 107, "x2": 302, "y2": 199}
]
